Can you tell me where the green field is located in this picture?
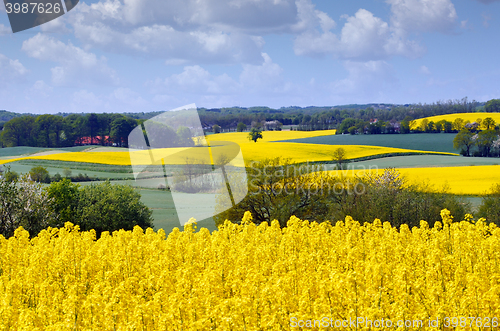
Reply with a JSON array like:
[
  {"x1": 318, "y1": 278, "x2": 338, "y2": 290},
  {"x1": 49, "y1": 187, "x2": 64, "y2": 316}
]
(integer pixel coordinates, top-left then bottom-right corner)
[
  {"x1": 4, "y1": 160, "x2": 137, "y2": 180},
  {"x1": 78, "y1": 181, "x2": 218, "y2": 233},
  {"x1": 0, "y1": 146, "x2": 90, "y2": 157},
  {"x1": 281, "y1": 133, "x2": 458, "y2": 154},
  {"x1": 348, "y1": 154, "x2": 500, "y2": 169}
]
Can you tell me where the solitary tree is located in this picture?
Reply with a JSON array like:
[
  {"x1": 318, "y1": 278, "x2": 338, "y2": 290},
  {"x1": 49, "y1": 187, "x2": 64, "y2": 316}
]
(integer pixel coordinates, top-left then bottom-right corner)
[
  {"x1": 212, "y1": 124, "x2": 221, "y2": 134},
  {"x1": 453, "y1": 129, "x2": 475, "y2": 156},
  {"x1": 248, "y1": 127, "x2": 263, "y2": 143},
  {"x1": 332, "y1": 147, "x2": 347, "y2": 169}
]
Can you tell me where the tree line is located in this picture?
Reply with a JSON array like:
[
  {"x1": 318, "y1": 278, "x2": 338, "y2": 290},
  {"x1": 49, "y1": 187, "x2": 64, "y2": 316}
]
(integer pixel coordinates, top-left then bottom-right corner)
[
  {"x1": 1, "y1": 113, "x2": 138, "y2": 148},
  {"x1": 199, "y1": 97, "x2": 490, "y2": 132},
  {"x1": 1, "y1": 97, "x2": 498, "y2": 148}
]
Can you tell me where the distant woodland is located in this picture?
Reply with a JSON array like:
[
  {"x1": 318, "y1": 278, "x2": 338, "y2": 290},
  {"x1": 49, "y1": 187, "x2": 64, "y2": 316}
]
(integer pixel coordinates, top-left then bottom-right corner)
[{"x1": 0, "y1": 97, "x2": 499, "y2": 148}]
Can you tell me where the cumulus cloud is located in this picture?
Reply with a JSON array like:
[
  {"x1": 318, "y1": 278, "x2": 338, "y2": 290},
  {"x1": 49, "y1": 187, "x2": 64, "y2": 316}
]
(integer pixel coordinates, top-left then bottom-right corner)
[
  {"x1": 149, "y1": 65, "x2": 239, "y2": 96},
  {"x1": 295, "y1": 8, "x2": 424, "y2": 60},
  {"x1": 387, "y1": 0, "x2": 458, "y2": 33},
  {"x1": 475, "y1": 0, "x2": 500, "y2": 3},
  {"x1": 419, "y1": 65, "x2": 431, "y2": 75},
  {"x1": 21, "y1": 34, "x2": 119, "y2": 87},
  {"x1": 148, "y1": 52, "x2": 289, "y2": 104},
  {"x1": 331, "y1": 60, "x2": 398, "y2": 102},
  {"x1": 66, "y1": 0, "x2": 302, "y2": 64},
  {"x1": 30, "y1": 80, "x2": 53, "y2": 98},
  {"x1": 0, "y1": 24, "x2": 11, "y2": 36},
  {"x1": 0, "y1": 54, "x2": 28, "y2": 85}
]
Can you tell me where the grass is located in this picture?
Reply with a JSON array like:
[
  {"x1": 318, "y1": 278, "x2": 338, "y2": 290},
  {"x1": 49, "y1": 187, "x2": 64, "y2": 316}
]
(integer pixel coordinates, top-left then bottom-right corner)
[
  {"x1": 77, "y1": 182, "x2": 218, "y2": 234},
  {"x1": 280, "y1": 133, "x2": 459, "y2": 154}
]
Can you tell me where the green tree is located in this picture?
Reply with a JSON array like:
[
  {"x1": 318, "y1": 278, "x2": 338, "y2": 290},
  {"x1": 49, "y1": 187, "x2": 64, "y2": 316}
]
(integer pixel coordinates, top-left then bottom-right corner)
[
  {"x1": 331, "y1": 168, "x2": 468, "y2": 228},
  {"x1": 248, "y1": 127, "x2": 263, "y2": 142},
  {"x1": 110, "y1": 116, "x2": 137, "y2": 147},
  {"x1": 76, "y1": 181, "x2": 153, "y2": 237},
  {"x1": 452, "y1": 118, "x2": 465, "y2": 132},
  {"x1": 176, "y1": 126, "x2": 194, "y2": 147},
  {"x1": 483, "y1": 117, "x2": 496, "y2": 130},
  {"x1": 478, "y1": 183, "x2": 500, "y2": 224},
  {"x1": 400, "y1": 116, "x2": 413, "y2": 134},
  {"x1": 485, "y1": 99, "x2": 500, "y2": 113},
  {"x1": 236, "y1": 122, "x2": 247, "y2": 132},
  {"x1": 29, "y1": 166, "x2": 51, "y2": 183},
  {"x1": 46, "y1": 179, "x2": 80, "y2": 225},
  {"x1": 63, "y1": 168, "x2": 72, "y2": 178},
  {"x1": 332, "y1": 147, "x2": 347, "y2": 170},
  {"x1": 215, "y1": 157, "x2": 336, "y2": 227},
  {"x1": 2, "y1": 165, "x2": 18, "y2": 182},
  {"x1": 212, "y1": 124, "x2": 221, "y2": 134},
  {"x1": 453, "y1": 129, "x2": 475, "y2": 156},
  {"x1": 87, "y1": 113, "x2": 99, "y2": 145},
  {"x1": 476, "y1": 130, "x2": 498, "y2": 157},
  {"x1": 1, "y1": 116, "x2": 35, "y2": 147}
]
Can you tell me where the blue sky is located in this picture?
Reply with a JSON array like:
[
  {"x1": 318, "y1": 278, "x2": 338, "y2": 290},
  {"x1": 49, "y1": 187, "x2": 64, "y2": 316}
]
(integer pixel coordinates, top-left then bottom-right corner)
[{"x1": 0, "y1": 0, "x2": 499, "y2": 114}]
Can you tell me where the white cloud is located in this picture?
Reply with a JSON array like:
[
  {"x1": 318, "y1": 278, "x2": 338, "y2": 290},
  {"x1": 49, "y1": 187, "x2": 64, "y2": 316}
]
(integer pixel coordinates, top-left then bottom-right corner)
[
  {"x1": 21, "y1": 34, "x2": 119, "y2": 87},
  {"x1": 39, "y1": 15, "x2": 70, "y2": 33},
  {"x1": 330, "y1": 60, "x2": 398, "y2": 102},
  {"x1": 240, "y1": 53, "x2": 284, "y2": 92},
  {"x1": 149, "y1": 65, "x2": 239, "y2": 95},
  {"x1": 0, "y1": 54, "x2": 28, "y2": 85},
  {"x1": 30, "y1": 80, "x2": 53, "y2": 98},
  {"x1": 295, "y1": 8, "x2": 424, "y2": 60},
  {"x1": 482, "y1": 13, "x2": 492, "y2": 28},
  {"x1": 67, "y1": 0, "x2": 301, "y2": 64},
  {"x1": 387, "y1": 0, "x2": 458, "y2": 33},
  {"x1": 148, "y1": 52, "x2": 289, "y2": 105},
  {"x1": 420, "y1": 65, "x2": 431, "y2": 75},
  {"x1": 0, "y1": 24, "x2": 11, "y2": 36}
]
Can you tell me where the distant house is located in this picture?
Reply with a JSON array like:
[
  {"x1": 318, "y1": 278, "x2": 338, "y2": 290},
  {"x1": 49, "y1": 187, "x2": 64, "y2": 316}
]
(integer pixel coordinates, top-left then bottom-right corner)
[
  {"x1": 265, "y1": 120, "x2": 282, "y2": 131},
  {"x1": 75, "y1": 135, "x2": 111, "y2": 146}
]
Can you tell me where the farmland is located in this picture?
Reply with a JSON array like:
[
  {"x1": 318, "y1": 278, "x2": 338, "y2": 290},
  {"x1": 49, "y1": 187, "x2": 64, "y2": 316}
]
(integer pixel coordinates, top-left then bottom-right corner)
[
  {"x1": 280, "y1": 132, "x2": 459, "y2": 154},
  {"x1": 0, "y1": 122, "x2": 499, "y2": 232},
  {"x1": 411, "y1": 112, "x2": 500, "y2": 129}
]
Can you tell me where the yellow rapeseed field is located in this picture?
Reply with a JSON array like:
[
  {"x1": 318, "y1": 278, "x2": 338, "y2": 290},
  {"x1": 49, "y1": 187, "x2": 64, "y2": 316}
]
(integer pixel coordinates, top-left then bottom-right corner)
[
  {"x1": 412, "y1": 112, "x2": 500, "y2": 129},
  {"x1": 1, "y1": 211, "x2": 499, "y2": 330},
  {"x1": 206, "y1": 129, "x2": 337, "y2": 144},
  {"x1": 238, "y1": 143, "x2": 451, "y2": 167},
  {"x1": 330, "y1": 165, "x2": 500, "y2": 195},
  {"x1": 397, "y1": 165, "x2": 500, "y2": 195},
  {"x1": 0, "y1": 141, "x2": 451, "y2": 168}
]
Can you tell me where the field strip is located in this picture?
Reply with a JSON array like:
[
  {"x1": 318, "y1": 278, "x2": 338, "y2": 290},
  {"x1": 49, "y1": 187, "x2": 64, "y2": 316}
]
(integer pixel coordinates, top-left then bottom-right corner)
[
  {"x1": 412, "y1": 112, "x2": 500, "y2": 129},
  {"x1": 328, "y1": 165, "x2": 500, "y2": 195},
  {"x1": 0, "y1": 143, "x2": 455, "y2": 167},
  {"x1": 206, "y1": 129, "x2": 337, "y2": 144}
]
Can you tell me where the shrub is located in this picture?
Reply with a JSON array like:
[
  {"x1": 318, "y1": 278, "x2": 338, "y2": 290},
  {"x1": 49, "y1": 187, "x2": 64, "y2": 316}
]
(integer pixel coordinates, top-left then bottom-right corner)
[
  {"x1": 478, "y1": 183, "x2": 500, "y2": 223},
  {"x1": 47, "y1": 180, "x2": 154, "y2": 237},
  {"x1": 0, "y1": 174, "x2": 56, "y2": 238},
  {"x1": 29, "y1": 166, "x2": 50, "y2": 183}
]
